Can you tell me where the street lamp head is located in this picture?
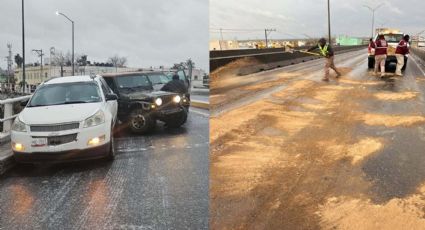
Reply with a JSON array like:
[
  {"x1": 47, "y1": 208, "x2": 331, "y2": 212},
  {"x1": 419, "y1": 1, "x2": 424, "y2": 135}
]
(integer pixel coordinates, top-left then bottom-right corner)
[{"x1": 55, "y1": 10, "x2": 60, "y2": 16}]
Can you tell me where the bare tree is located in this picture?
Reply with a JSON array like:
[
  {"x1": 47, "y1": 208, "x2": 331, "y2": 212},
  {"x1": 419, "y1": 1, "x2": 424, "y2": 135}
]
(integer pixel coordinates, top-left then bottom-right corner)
[
  {"x1": 108, "y1": 55, "x2": 127, "y2": 72},
  {"x1": 118, "y1": 57, "x2": 127, "y2": 67},
  {"x1": 52, "y1": 51, "x2": 72, "y2": 77}
]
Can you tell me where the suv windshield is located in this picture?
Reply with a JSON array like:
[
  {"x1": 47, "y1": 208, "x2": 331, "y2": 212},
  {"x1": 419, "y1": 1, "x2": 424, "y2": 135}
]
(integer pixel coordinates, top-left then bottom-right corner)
[
  {"x1": 28, "y1": 82, "x2": 102, "y2": 107},
  {"x1": 147, "y1": 73, "x2": 171, "y2": 85},
  {"x1": 115, "y1": 75, "x2": 153, "y2": 90}
]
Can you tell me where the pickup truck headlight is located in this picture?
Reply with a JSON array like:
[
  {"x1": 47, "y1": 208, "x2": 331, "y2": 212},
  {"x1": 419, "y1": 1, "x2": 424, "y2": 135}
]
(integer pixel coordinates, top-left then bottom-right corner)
[
  {"x1": 84, "y1": 110, "x2": 105, "y2": 128},
  {"x1": 173, "y1": 95, "x2": 181, "y2": 103},
  {"x1": 12, "y1": 117, "x2": 27, "y2": 132},
  {"x1": 155, "y1": 98, "x2": 163, "y2": 106}
]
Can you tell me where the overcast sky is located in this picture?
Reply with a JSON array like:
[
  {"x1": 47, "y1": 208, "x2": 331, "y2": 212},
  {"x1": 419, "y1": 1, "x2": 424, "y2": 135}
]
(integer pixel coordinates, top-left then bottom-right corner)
[
  {"x1": 0, "y1": 0, "x2": 208, "y2": 71},
  {"x1": 210, "y1": 0, "x2": 425, "y2": 41}
]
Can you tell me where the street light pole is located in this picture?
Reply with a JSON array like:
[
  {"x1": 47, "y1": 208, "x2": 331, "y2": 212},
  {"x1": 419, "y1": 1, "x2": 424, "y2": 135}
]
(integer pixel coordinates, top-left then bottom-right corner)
[
  {"x1": 363, "y1": 4, "x2": 384, "y2": 38},
  {"x1": 22, "y1": 0, "x2": 26, "y2": 93},
  {"x1": 56, "y1": 10, "x2": 74, "y2": 76}
]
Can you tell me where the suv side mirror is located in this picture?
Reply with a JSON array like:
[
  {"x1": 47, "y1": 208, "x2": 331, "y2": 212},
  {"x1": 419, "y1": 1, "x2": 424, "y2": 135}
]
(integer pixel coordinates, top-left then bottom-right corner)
[
  {"x1": 20, "y1": 100, "x2": 29, "y2": 107},
  {"x1": 105, "y1": 93, "x2": 118, "y2": 101}
]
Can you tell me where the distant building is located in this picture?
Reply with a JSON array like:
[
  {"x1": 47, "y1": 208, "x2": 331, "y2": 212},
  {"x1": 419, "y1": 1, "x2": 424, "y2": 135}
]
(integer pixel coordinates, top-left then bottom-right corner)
[
  {"x1": 11, "y1": 65, "x2": 207, "y2": 92},
  {"x1": 209, "y1": 40, "x2": 240, "y2": 50},
  {"x1": 336, "y1": 35, "x2": 363, "y2": 46},
  {"x1": 185, "y1": 68, "x2": 207, "y2": 88},
  {"x1": 13, "y1": 65, "x2": 139, "y2": 92}
]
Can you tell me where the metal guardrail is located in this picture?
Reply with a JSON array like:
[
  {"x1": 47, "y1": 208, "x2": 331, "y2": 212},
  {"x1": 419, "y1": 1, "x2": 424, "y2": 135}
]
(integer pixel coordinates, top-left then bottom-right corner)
[{"x1": 0, "y1": 95, "x2": 32, "y2": 135}]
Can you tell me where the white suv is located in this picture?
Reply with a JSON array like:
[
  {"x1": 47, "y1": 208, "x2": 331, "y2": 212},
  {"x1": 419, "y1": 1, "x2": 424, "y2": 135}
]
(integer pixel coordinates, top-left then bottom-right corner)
[{"x1": 11, "y1": 75, "x2": 118, "y2": 163}]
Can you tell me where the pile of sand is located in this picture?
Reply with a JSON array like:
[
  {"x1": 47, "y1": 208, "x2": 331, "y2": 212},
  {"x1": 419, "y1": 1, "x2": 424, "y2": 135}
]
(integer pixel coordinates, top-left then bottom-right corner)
[{"x1": 210, "y1": 57, "x2": 260, "y2": 89}]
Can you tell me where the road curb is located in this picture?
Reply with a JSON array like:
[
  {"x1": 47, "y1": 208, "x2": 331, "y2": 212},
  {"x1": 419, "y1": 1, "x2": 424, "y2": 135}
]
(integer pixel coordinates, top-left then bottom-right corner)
[{"x1": 191, "y1": 100, "x2": 209, "y2": 110}]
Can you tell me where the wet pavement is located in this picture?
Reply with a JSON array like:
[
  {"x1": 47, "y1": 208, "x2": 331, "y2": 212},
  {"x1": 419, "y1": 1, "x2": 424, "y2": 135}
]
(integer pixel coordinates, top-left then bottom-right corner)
[
  {"x1": 0, "y1": 111, "x2": 209, "y2": 229},
  {"x1": 210, "y1": 49, "x2": 425, "y2": 229}
]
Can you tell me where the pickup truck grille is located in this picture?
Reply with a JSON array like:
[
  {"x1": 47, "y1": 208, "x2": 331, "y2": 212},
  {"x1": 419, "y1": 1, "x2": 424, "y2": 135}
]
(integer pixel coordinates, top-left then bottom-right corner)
[
  {"x1": 160, "y1": 95, "x2": 177, "y2": 108},
  {"x1": 30, "y1": 123, "x2": 80, "y2": 132}
]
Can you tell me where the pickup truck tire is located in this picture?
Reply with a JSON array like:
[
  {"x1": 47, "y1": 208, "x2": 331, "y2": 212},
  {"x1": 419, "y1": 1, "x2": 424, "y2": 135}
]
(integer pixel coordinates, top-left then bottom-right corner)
[
  {"x1": 129, "y1": 108, "x2": 155, "y2": 134},
  {"x1": 165, "y1": 109, "x2": 188, "y2": 128}
]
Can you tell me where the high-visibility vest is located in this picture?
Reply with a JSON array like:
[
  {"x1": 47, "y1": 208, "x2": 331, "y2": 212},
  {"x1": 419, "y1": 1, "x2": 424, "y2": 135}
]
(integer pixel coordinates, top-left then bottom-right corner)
[{"x1": 318, "y1": 44, "x2": 328, "y2": 56}]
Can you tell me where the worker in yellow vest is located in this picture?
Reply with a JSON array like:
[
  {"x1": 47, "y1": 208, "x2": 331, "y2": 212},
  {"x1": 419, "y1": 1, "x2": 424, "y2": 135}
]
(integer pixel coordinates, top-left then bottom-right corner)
[{"x1": 307, "y1": 38, "x2": 341, "y2": 81}]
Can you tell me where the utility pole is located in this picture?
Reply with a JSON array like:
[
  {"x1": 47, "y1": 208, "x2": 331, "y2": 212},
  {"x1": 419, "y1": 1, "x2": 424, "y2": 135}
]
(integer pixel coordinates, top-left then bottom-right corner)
[
  {"x1": 265, "y1": 28, "x2": 276, "y2": 48},
  {"x1": 22, "y1": 0, "x2": 26, "y2": 93},
  {"x1": 50, "y1": 47, "x2": 55, "y2": 78},
  {"x1": 219, "y1": 28, "x2": 223, "y2": 50},
  {"x1": 32, "y1": 49, "x2": 44, "y2": 80},
  {"x1": 327, "y1": 0, "x2": 331, "y2": 44}
]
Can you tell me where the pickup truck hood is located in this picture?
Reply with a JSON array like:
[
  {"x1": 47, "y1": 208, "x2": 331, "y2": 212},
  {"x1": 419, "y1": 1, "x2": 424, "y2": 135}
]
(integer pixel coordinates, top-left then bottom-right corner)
[
  {"x1": 120, "y1": 90, "x2": 177, "y2": 101},
  {"x1": 20, "y1": 103, "x2": 102, "y2": 125}
]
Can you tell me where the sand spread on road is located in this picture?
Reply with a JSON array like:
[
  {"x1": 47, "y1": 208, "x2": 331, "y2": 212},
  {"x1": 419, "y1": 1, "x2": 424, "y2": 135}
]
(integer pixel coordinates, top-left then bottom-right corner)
[
  {"x1": 211, "y1": 61, "x2": 425, "y2": 229},
  {"x1": 358, "y1": 113, "x2": 425, "y2": 127},
  {"x1": 374, "y1": 91, "x2": 419, "y2": 101},
  {"x1": 317, "y1": 186, "x2": 425, "y2": 230},
  {"x1": 319, "y1": 138, "x2": 384, "y2": 165}
]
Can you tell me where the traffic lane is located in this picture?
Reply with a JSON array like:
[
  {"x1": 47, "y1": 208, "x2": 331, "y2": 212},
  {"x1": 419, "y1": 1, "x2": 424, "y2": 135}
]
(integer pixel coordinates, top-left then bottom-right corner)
[
  {"x1": 210, "y1": 50, "x2": 367, "y2": 142},
  {"x1": 211, "y1": 49, "x2": 366, "y2": 116},
  {"x1": 347, "y1": 55, "x2": 425, "y2": 203},
  {"x1": 0, "y1": 112, "x2": 208, "y2": 229},
  {"x1": 191, "y1": 94, "x2": 209, "y2": 103},
  {"x1": 210, "y1": 53, "x2": 425, "y2": 228}
]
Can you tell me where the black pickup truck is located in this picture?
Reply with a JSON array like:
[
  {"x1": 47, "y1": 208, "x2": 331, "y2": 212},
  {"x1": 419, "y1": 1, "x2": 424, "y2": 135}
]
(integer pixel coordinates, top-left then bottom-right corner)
[{"x1": 101, "y1": 71, "x2": 190, "y2": 133}]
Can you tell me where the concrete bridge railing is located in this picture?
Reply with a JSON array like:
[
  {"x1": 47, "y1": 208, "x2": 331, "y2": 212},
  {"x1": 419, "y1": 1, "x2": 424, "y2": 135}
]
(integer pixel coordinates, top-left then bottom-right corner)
[
  {"x1": 0, "y1": 95, "x2": 32, "y2": 140},
  {"x1": 210, "y1": 45, "x2": 367, "y2": 74}
]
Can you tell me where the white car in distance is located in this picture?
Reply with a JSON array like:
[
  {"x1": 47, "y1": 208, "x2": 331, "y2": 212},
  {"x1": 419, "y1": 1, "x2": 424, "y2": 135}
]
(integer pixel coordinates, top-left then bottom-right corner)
[{"x1": 11, "y1": 75, "x2": 118, "y2": 163}]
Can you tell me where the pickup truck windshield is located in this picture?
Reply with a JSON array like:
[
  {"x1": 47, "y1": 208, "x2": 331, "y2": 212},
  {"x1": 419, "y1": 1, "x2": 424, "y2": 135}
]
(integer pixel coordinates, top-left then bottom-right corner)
[
  {"x1": 28, "y1": 82, "x2": 102, "y2": 107},
  {"x1": 115, "y1": 75, "x2": 153, "y2": 90},
  {"x1": 383, "y1": 34, "x2": 404, "y2": 43},
  {"x1": 147, "y1": 73, "x2": 172, "y2": 85}
]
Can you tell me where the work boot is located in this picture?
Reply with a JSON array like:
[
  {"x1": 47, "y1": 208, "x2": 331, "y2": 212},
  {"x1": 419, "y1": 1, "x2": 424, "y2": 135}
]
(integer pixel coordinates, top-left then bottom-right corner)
[
  {"x1": 380, "y1": 73, "x2": 385, "y2": 79},
  {"x1": 336, "y1": 72, "x2": 342, "y2": 78}
]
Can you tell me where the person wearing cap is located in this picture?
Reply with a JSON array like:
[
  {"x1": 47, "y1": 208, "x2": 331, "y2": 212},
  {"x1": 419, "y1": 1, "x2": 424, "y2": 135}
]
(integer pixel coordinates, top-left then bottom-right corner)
[
  {"x1": 370, "y1": 34, "x2": 388, "y2": 78},
  {"x1": 395, "y1": 34, "x2": 410, "y2": 76},
  {"x1": 307, "y1": 38, "x2": 341, "y2": 81}
]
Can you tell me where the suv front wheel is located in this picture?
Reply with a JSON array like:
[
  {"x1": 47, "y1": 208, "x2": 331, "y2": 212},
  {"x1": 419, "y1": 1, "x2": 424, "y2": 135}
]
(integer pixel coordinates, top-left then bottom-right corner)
[{"x1": 129, "y1": 108, "x2": 155, "y2": 134}]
